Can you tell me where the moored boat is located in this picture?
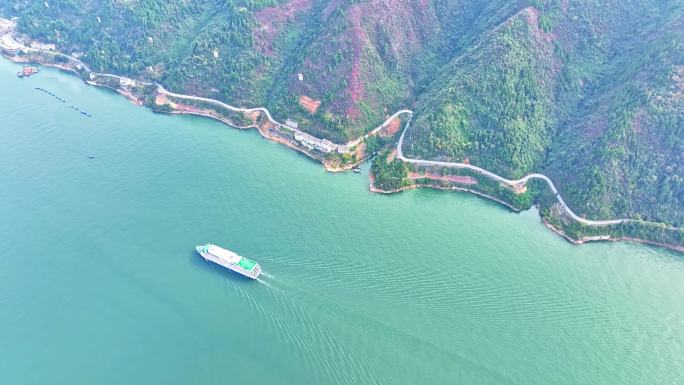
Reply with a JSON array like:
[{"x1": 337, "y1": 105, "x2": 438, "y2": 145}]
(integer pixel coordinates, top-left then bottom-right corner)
[
  {"x1": 195, "y1": 243, "x2": 262, "y2": 279},
  {"x1": 17, "y1": 65, "x2": 39, "y2": 78}
]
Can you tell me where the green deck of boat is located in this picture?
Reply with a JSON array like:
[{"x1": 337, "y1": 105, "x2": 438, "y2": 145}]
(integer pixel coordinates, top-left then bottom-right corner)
[{"x1": 237, "y1": 257, "x2": 257, "y2": 271}]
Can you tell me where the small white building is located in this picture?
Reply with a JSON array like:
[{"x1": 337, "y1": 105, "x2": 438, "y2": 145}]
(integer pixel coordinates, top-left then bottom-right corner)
[
  {"x1": 294, "y1": 131, "x2": 336, "y2": 153},
  {"x1": 285, "y1": 119, "x2": 299, "y2": 129},
  {"x1": 297, "y1": 73, "x2": 304, "y2": 81},
  {"x1": 318, "y1": 139, "x2": 336, "y2": 153}
]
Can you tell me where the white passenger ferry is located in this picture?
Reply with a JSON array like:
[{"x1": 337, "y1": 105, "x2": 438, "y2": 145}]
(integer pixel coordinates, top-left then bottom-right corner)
[{"x1": 195, "y1": 244, "x2": 262, "y2": 279}]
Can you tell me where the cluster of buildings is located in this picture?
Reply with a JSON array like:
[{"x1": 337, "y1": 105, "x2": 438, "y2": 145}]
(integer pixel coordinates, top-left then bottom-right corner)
[
  {"x1": 283, "y1": 118, "x2": 354, "y2": 154},
  {"x1": 293, "y1": 131, "x2": 337, "y2": 153},
  {"x1": 285, "y1": 118, "x2": 333, "y2": 153},
  {"x1": 285, "y1": 119, "x2": 299, "y2": 129},
  {"x1": 0, "y1": 18, "x2": 59, "y2": 56}
]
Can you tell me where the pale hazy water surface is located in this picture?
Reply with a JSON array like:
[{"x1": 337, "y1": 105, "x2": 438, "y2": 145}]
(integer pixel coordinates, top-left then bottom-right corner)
[{"x1": 1, "y1": 59, "x2": 683, "y2": 385}]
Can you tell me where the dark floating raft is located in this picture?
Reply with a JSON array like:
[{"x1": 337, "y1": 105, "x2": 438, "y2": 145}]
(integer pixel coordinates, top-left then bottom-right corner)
[{"x1": 35, "y1": 88, "x2": 91, "y2": 117}]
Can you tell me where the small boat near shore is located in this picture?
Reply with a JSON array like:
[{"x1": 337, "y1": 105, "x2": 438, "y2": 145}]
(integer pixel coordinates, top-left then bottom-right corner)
[
  {"x1": 353, "y1": 167, "x2": 361, "y2": 173},
  {"x1": 196, "y1": 243, "x2": 262, "y2": 279},
  {"x1": 17, "y1": 65, "x2": 39, "y2": 78}
]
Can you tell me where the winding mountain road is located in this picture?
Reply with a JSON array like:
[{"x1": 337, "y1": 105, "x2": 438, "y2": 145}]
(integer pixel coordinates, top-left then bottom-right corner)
[
  {"x1": 157, "y1": 87, "x2": 413, "y2": 150},
  {"x1": 0, "y1": 30, "x2": 633, "y2": 226},
  {"x1": 148, "y1": 78, "x2": 623, "y2": 228},
  {"x1": 396, "y1": 114, "x2": 630, "y2": 226},
  {"x1": 158, "y1": 86, "x2": 278, "y2": 123}
]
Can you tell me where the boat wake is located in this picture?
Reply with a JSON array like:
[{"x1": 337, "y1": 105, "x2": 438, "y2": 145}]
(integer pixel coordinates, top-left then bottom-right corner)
[
  {"x1": 256, "y1": 278, "x2": 274, "y2": 288},
  {"x1": 259, "y1": 272, "x2": 275, "y2": 279},
  {"x1": 256, "y1": 271, "x2": 278, "y2": 288}
]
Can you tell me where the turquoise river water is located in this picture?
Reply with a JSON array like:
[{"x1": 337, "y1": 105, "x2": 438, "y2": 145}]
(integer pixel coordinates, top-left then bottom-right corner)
[{"x1": 1, "y1": 59, "x2": 683, "y2": 385}]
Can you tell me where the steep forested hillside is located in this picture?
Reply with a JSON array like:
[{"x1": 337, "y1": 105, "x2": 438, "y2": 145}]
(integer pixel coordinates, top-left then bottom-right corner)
[
  {"x1": 403, "y1": 0, "x2": 684, "y2": 226},
  {"x1": 547, "y1": 11, "x2": 684, "y2": 226},
  {"x1": 0, "y1": 0, "x2": 517, "y2": 141},
  {"x1": 1, "y1": 0, "x2": 682, "y2": 227},
  {"x1": 404, "y1": 6, "x2": 558, "y2": 178}
]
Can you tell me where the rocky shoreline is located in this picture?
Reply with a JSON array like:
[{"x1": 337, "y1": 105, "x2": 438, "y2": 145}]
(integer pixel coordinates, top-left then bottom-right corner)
[
  {"x1": 542, "y1": 220, "x2": 684, "y2": 253},
  {"x1": 370, "y1": 178, "x2": 522, "y2": 212},
  {"x1": 370, "y1": 175, "x2": 684, "y2": 253}
]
